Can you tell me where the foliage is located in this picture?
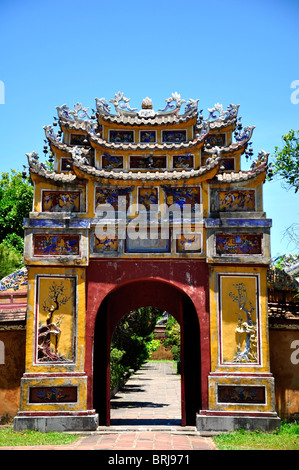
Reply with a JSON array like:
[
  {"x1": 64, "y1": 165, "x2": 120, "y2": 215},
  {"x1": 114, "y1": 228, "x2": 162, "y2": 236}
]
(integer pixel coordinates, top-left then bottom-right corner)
[
  {"x1": 0, "y1": 170, "x2": 33, "y2": 278},
  {"x1": 0, "y1": 242, "x2": 23, "y2": 279},
  {"x1": 274, "y1": 253, "x2": 299, "y2": 270},
  {"x1": 213, "y1": 421, "x2": 299, "y2": 450},
  {"x1": 164, "y1": 316, "x2": 181, "y2": 361},
  {"x1": 0, "y1": 170, "x2": 33, "y2": 243},
  {"x1": 267, "y1": 129, "x2": 299, "y2": 192},
  {"x1": 110, "y1": 307, "x2": 163, "y2": 388},
  {"x1": 110, "y1": 348, "x2": 127, "y2": 390}
]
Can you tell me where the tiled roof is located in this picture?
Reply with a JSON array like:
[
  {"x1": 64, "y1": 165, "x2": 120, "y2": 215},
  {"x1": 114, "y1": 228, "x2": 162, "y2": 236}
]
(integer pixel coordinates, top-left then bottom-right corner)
[{"x1": 97, "y1": 110, "x2": 198, "y2": 126}]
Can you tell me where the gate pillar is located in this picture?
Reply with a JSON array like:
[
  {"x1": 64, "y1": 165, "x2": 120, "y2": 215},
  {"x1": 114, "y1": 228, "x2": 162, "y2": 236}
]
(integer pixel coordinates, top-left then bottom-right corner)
[{"x1": 196, "y1": 216, "x2": 281, "y2": 432}]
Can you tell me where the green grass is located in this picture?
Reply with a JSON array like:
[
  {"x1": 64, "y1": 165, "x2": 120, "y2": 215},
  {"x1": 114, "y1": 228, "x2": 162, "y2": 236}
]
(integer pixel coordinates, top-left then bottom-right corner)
[
  {"x1": 212, "y1": 421, "x2": 299, "y2": 450},
  {"x1": 0, "y1": 426, "x2": 79, "y2": 447}
]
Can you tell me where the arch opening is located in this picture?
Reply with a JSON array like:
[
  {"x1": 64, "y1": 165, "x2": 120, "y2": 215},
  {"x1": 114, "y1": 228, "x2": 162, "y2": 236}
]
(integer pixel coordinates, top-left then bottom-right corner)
[{"x1": 92, "y1": 279, "x2": 201, "y2": 426}]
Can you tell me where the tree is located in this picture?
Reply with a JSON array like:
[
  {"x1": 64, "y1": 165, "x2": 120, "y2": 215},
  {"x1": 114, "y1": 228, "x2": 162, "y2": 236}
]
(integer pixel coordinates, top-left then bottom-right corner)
[
  {"x1": 164, "y1": 316, "x2": 181, "y2": 362},
  {"x1": 0, "y1": 170, "x2": 33, "y2": 278},
  {"x1": 0, "y1": 243, "x2": 23, "y2": 279},
  {"x1": 111, "y1": 307, "x2": 163, "y2": 372},
  {"x1": 267, "y1": 129, "x2": 299, "y2": 192}
]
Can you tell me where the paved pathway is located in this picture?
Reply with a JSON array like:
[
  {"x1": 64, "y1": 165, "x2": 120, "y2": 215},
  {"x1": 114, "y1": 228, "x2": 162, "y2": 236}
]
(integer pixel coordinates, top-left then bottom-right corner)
[
  {"x1": 110, "y1": 361, "x2": 182, "y2": 425},
  {"x1": 0, "y1": 362, "x2": 217, "y2": 451}
]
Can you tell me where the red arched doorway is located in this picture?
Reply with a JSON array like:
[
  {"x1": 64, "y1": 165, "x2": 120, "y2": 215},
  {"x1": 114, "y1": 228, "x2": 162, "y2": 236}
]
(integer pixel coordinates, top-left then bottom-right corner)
[{"x1": 92, "y1": 278, "x2": 202, "y2": 426}]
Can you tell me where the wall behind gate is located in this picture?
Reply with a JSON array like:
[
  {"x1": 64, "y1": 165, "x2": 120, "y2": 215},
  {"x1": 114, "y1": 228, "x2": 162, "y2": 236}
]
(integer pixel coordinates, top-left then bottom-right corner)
[
  {"x1": 0, "y1": 330, "x2": 26, "y2": 421},
  {"x1": 269, "y1": 319, "x2": 299, "y2": 421}
]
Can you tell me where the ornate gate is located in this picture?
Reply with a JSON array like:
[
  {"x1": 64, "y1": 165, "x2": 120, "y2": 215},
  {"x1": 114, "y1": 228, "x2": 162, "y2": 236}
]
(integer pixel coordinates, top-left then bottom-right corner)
[{"x1": 14, "y1": 92, "x2": 280, "y2": 431}]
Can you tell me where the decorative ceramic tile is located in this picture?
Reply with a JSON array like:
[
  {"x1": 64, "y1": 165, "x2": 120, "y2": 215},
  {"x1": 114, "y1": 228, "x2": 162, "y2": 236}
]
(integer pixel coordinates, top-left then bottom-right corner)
[
  {"x1": 70, "y1": 133, "x2": 86, "y2": 146},
  {"x1": 220, "y1": 158, "x2": 235, "y2": 171},
  {"x1": 42, "y1": 191, "x2": 80, "y2": 212},
  {"x1": 94, "y1": 235, "x2": 118, "y2": 252},
  {"x1": 95, "y1": 187, "x2": 131, "y2": 210},
  {"x1": 102, "y1": 153, "x2": 123, "y2": 169},
  {"x1": 29, "y1": 386, "x2": 78, "y2": 403},
  {"x1": 61, "y1": 158, "x2": 73, "y2": 171},
  {"x1": 173, "y1": 154, "x2": 194, "y2": 169},
  {"x1": 176, "y1": 233, "x2": 201, "y2": 253},
  {"x1": 216, "y1": 233, "x2": 262, "y2": 255},
  {"x1": 217, "y1": 385, "x2": 266, "y2": 404},
  {"x1": 218, "y1": 190, "x2": 255, "y2": 212},
  {"x1": 33, "y1": 234, "x2": 80, "y2": 256},
  {"x1": 138, "y1": 187, "x2": 159, "y2": 209},
  {"x1": 109, "y1": 130, "x2": 134, "y2": 143},
  {"x1": 206, "y1": 133, "x2": 226, "y2": 147},
  {"x1": 162, "y1": 130, "x2": 187, "y2": 143},
  {"x1": 140, "y1": 131, "x2": 156, "y2": 143},
  {"x1": 130, "y1": 155, "x2": 166, "y2": 169},
  {"x1": 163, "y1": 186, "x2": 201, "y2": 209}
]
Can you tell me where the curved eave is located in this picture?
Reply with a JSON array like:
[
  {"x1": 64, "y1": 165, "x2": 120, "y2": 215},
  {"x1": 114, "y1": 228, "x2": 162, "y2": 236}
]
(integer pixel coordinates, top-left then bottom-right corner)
[
  {"x1": 45, "y1": 129, "x2": 92, "y2": 157},
  {"x1": 59, "y1": 119, "x2": 99, "y2": 133},
  {"x1": 28, "y1": 165, "x2": 78, "y2": 185},
  {"x1": 97, "y1": 111, "x2": 198, "y2": 127},
  {"x1": 212, "y1": 162, "x2": 268, "y2": 185},
  {"x1": 203, "y1": 139, "x2": 249, "y2": 156},
  {"x1": 196, "y1": 118, "x2": 237, "y2": 133},
  {"x1": 71, "y1": 155, "x2": 222, "y2": 183}
]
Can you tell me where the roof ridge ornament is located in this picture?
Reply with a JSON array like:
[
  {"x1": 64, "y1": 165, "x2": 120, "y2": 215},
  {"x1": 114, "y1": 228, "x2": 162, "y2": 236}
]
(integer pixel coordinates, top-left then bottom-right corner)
[
  {"x1": 138, "y1": 97, "x2": 156, "y2": 118},
  {"x1": 203, "y1": 103, "x2": 240, "y2": 122},
  {"x1": 158, "y1": 92, "x2": 186, "y2": 115},
  {"x1": 109, "y1": 91, "x2": 138, "y2": 116}
]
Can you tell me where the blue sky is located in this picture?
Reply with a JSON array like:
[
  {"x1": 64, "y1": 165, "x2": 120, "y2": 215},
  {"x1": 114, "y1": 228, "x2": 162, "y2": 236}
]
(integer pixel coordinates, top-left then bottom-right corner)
[{"x1": 0, "y1": 0, "x2": 298, "y2": 259}]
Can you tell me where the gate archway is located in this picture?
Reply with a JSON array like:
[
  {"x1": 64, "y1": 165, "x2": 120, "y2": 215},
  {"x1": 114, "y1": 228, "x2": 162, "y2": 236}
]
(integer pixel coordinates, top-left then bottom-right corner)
[{"x1": 93, "y1": 278, "x2": 201, "y2": 426}]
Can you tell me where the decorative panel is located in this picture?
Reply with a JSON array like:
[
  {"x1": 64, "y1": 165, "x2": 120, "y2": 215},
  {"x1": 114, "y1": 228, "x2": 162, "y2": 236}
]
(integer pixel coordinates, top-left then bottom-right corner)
[
  {"x1": 216, "y1": 233, "x2": 262, "y2": 255},
  {"x1": 163, "y1": 186, "x2": 201, "y2": 209},
  {"x1": 217, "y1": 190, "x2": 255, "y2": 212},
  {"x1": 139, "y1": 131, "x2": 156, "y2": 143},
  {"x1": 29, "y1": 386, "x2": 78, "y2": 403},
  {"x1": 126, "y1": 233, "x2": 170, "y2": 253},
  {"x1": 206, "y1": 133, "x2": 226, "y2": 147},
  {"x1": 176, "y1": 233, "x2": 202, "y2": 253},
  {"x1": 36, "y1": 276, "x2": 76, "y2": 363},
  {"x1": 218, "y1": 275, "x2": 260, "y2": 364},
  {"x1": 109, "y1": 130, "x2": 134, "y2": 143},
  {"x1": 94, "y1": 235, "x2": 118, "y2": 253},
  {"x1": 102, "y1": 153, "x2": 123, "y2": 169},
  {"x1": 173, "y1": 154, "x2": 194, "y2": 169},
  {"x1": 33, "y1": 234, "x2": 80, "y2": 256},
  {"x1": 217, "y1": 385, "x2": 266, "y2": 404},
  {"x1": 162, "y1": 130, "x2": 187, "y2": 143},
  {"x1": 138, "y1": 187, "x2": 159, "y2": 209},
  {"x1": 130, "y1": 155, "x2": 166, "y2": 169},
  {"x1": 70, "y1": 134, "x2": 86, "y2": 146},
  {"x1": 95, "y1": 187, "x2": 131, "y2": 210},
  {"x1": 61, "y1": 158, "x2": 73, "y2": 171},
  {"x1": 42, "y1": 191, "x2": 80, "y2": 212},
  {"x1": 221, "y1": 158, "x2": 235, "y2": 171}
]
